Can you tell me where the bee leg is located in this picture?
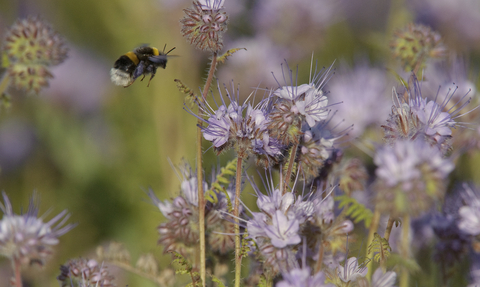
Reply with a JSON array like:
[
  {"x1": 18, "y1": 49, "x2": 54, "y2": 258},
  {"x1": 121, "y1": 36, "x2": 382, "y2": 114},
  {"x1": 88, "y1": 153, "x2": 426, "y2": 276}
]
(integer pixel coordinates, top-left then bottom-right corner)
[
  {"x1": 140, "y1": 74, "x2": 146, "y2": 82},
  {"x1": 147, "y1": 73, "x2": 156, "y2": 87},
  {"x1": 123, "y1": 79, "x2": 135, "y2": 88}
]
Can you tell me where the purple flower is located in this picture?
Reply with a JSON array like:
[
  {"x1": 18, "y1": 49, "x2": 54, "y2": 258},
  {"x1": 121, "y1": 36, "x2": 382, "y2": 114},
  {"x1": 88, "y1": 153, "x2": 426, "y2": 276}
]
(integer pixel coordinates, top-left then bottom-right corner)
[
  {"x1": 337, "y1": 257, "x2": 368, "y2": 283},
  {"x1": 276, "y1": 266, "x2": 333, "y2": 287},
  {"x1": 0, "y1": 192, "x2": 75, "y2": 265},
  {"x1": 195, "y1": 82, "x2": 284, "y2": 165},
  {"x1": 264, "y1": 210, "x2": 301, "y2": 248},
  {"x1": 371, "y1": 268, "x2": 397, "y2": 287},
  {"x1": 374, "y1": 139, "x2": 454, "y2": 217},
  {"x1": 458, "y1": 184, "x2": 480, "y2": 236}
]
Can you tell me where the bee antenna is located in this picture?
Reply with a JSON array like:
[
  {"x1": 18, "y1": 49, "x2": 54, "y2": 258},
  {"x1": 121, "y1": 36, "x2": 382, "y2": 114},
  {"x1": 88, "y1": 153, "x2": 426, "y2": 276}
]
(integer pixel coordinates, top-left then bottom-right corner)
[
  {"x1": 165, "y1": 46, "x2": 176, "y2": 55},
  {"x1": 163, "y1": 43, "x2": 167, "y2": 53}
]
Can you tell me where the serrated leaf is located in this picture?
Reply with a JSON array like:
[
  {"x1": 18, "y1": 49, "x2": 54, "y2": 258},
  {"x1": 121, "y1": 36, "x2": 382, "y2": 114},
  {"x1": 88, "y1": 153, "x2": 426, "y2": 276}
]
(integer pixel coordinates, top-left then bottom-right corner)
[
  {"x1": 211, "y1": 274, "x2": 226, "y2": 287},
  {"x1": 217, "y1": 48, "x2": 247, "y2": 64}
]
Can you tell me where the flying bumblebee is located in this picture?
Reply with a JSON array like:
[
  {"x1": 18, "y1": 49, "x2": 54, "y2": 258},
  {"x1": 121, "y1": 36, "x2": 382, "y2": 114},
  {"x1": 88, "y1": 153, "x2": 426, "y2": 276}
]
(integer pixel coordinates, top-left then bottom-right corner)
[{"x1": 110, "y1": 45, "x2": 176, "y2": 87}]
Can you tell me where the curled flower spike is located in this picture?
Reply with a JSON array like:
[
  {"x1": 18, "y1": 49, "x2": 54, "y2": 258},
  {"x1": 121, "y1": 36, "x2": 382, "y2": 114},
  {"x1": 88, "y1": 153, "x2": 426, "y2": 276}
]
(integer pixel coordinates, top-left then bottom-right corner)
[
  {"x1": 3, "y1": 16, "x2": 68, "y2": 93},
  {"x1": 180, "y1": 0, "x2": 228, "y2": 52},
  {"x1": 57, "y1": 258, "x2": 115, "y2": 287},
  {"x1": 190, "y1": 81, "x2": 284, "y2": 167},
  {"x1": 296, "y1": 117, "x2": 349, "y2": 181},
  {"x1": 148, "y1": 162, "x2": 236, "y2": 257},
  {"x1": 268, "y1": 61, "x2": 334, "y2": 145},
  {"x1": 0, "y1": 191, "x2": 76, "y2": 266},
  {"x1": 382, "y1": 73, "x2": 472, "y2": 154},
  {"x1": 374, "y1": 139, "x2": 454, "y2": 217}
]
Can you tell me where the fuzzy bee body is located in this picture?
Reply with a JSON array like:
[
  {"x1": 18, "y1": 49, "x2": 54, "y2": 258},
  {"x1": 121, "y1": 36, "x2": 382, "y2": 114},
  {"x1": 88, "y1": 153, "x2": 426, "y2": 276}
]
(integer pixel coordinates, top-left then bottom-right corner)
[{"x1": 110, "y1": 45, "x2": 175, "y2": 87}]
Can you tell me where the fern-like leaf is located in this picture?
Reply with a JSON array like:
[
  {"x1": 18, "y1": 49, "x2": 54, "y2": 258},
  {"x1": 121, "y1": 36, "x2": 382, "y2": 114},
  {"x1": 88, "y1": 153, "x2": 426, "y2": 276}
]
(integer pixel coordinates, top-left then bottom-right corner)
[
  {"x1": 205, "y1": 158, "x2": 237, "y2": 207},
  {"x1": 174, "y1": 79, "x2": 200, "y2": 108},
  {"x1": 211, "y1": 274, "x2": 226, "y2": 287},
  {"x1": 169, "y1": 251, "x2": 202, "y2": 287},
  {"x1": 335, "y1": 195, "x2": 374, "y2": 228},
  {"x1": 217, "y1": 48, "x2": 246, "y2": 64},
  {"x1": 367, "y1": 233, "x2": 392, "y2": 263}
]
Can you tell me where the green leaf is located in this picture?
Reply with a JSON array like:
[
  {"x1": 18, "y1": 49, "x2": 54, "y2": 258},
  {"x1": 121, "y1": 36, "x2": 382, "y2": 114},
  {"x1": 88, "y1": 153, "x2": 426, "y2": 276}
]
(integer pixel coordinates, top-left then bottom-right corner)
[
  {"x1": 367, "y1": 233, "x2": 392, "y2": 263},
  {"x1": 335, "y1": 195, "x2": 374, "y2": 228},
  {"x1": 217, "y1": 48, "x2": 247, "y2": 64}
]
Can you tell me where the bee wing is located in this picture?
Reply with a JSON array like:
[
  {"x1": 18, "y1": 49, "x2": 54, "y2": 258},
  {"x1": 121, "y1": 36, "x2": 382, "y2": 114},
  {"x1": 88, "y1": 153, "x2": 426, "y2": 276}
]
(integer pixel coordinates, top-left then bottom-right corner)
[
  {"x1": 148, "y1": 54, "x2": 169, "y2": 64},
  {"x1": 133, "y1": 61, "x2": 146, "y2": 80}
]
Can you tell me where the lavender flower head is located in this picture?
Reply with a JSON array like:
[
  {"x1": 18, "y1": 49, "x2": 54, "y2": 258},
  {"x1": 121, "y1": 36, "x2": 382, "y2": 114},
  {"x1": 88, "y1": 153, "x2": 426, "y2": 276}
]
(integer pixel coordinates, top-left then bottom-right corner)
[
  {"x1": 197, "y1": 81, "x2": 283, "y2": 167},
  {"x1": 458, "y1": 184, "x2": 480, "y2": 236},
  {"x1": 0, "y1": 192, "x2": 75, "y2": 265},
  {"x1": 336, "y1": 256, "x2": 368, "y2": 283},
  {"x1": 382, "y1": 74, "x2": 471, "y2": 154},
  {"x1": 374, "y1": 139, "x2": 454, "y2": 217},
  {"x1": 276, "y1": 266, "x2": 334, "y2": 287},
  {"x1": 327, "y1": 62, "x2": 392, "y2": 138},
  {"x1": 268, "y1": 62, "x2": 334, "y2": 145}
]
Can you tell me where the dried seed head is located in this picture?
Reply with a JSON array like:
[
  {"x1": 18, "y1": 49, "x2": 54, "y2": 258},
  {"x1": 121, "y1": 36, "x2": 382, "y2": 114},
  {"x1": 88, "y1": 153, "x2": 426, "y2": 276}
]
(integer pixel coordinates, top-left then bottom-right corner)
[
  {"x1": 180, "y1": 1, "x2": 228, "y2": 52},
  {"x1": 4, "y1": 16, "x2": 68, "y2": 66},
  {"x1": 2, "y1": 16, "x2": 68, "y2": 94},
  {"x1": 57, "y1": 258, "x2": 115, "y2": 287},
  {"x1": 390, "y1": 23, "x2": 446, "y2": 72}
]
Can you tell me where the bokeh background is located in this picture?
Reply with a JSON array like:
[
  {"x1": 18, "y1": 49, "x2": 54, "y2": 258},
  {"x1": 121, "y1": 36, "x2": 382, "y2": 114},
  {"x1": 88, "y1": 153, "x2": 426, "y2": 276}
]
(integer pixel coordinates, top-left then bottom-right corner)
[{"x1": 0, "y1": 0, "x2": 480, "y2": 286}]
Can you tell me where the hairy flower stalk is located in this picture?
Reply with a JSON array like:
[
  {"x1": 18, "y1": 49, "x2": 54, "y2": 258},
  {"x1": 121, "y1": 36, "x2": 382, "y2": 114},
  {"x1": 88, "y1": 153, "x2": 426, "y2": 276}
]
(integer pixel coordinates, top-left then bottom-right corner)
[
  {"x1": 269, "y1": 62, "x2": 334, "y2": 192},
  {"x1": 2, "y1": 16, "x2": 68, "y2": 94},
  {"x1": 0, "y1": 192, "x2": 75, "y2": 287}
]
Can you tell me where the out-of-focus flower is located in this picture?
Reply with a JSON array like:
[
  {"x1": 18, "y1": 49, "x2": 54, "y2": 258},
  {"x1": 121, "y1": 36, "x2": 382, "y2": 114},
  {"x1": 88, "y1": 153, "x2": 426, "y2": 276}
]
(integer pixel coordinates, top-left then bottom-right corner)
[
  {"x1": 374, "y1": 139, "x2": 454, "y2": 217},
  {"x1": 2, "y1": 16, "x2": 68, "y2": 94},
  {"x1": 432, "y1": 213, "x2": 470, "y2": 271},
  {"x1": 458, "y1": 184, "x2": 480, "y2": 236},
  {"x1": 276, "y1": 266, "x2": 334, "y2": 287},
  {"x1": 409, "y1": 0, "x2": 480, "y2": 50},
  {"x1": 0, "y1": 119, "x2": 36, "y2": 173},
  {"x1": 0, "y1": 192, "x2": 75, "y2": 265},
  {"x1": 149, "y1": 162, "x2": 236, "y2": 258},
  {"x1": 382, "y1": 74, "x2": 470, "y2": 154},
  {"x1": 252, "y1": 0, "x2": 339, "y2": 57},
  {"x1": 371, "y1": 268, "x2": 397, "y2": 287},
  {"x1": 297, "y1": 119, "x2": 347, "y2": 181},
  {"x1": 180, "y1": 0, "x2": 228, "y2": 52},
  {"x1": 390, "y1": 23, "x2": 446, "y2": 72},
  {"x1": 336, "y1": 256, "x2": 368, "y2": 283},
  {"x1": 327, "y1": 62, "x2": 392, "y2": 139},
  {"x1": 57, "y1": 258, "x2": 115, "y2": 287}
]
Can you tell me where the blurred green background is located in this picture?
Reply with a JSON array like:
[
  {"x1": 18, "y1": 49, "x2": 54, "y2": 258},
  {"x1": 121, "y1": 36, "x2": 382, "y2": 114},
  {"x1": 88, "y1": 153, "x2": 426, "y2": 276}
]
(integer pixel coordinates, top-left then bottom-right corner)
[{"x1": 0, "y1": 0, "x2": 479, "y2": 286}]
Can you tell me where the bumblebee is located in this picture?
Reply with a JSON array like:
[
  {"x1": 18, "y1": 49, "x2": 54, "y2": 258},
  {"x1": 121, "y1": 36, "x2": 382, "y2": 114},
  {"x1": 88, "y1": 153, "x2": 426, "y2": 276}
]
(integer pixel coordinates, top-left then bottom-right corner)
[{"x1": 110, "y1": 45, "x2": 175, "y2": 87}]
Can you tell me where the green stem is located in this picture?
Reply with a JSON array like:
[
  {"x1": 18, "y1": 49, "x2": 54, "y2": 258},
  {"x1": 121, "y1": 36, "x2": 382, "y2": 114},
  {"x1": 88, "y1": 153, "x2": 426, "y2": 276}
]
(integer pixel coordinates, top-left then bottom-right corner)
[
  {"x1": 366, "y1": 208, "x2": 381, "y2": 281},
  {"x1": 0, "y1": 73, "x2": 9, "y2": 97},
  {"x1": 400, "y1": 215, "x2": 411, "y2": 287},
  {"x1": 283, "y1": 142, "x2": 298, "y2": 194},
  {"x1": 234, "y1": 156, "x2": 244, "y2": 287},
  {"x1": 384, "y1": 216, "x2": 395, "y2": 242},
  {"x1": 197, "y1": 52, "x2": 217, "y2": 287},
  {"x1": 314, "y1": 241, "x2": 324, "y2": 273},
  {"x1": 13, "y1": 258, "x2": 22, "y2": 287}
]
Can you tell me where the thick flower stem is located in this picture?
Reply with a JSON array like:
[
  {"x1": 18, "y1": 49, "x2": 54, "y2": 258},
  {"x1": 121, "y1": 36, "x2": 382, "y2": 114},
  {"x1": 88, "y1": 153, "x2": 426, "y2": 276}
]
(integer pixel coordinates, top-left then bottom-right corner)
[
  {"x1": 384, "y1": 216, "x2": 396, "y2": 242},
  {"x1": 400, "y1": 215, "x2": 411, "y2": 287},
  {"x1": 13, "y1": 258, "x2": 22, "y2": 287},
  {"x1": 314, "y1": 241, "x2": 325, "y2": 273},
  {"x1": 197, "y1": 52, "x2": 218, "y2": 287},
  {"x1": 0, "y1": 73, "x2": 10, "y2": 97},
  {"x1": 366, "y1": 208, "x2": 381, "y2": 281},
  {"x1": 283, "y1": 142, "x2": 299, "y2": 195},
  {"x1": 234, "y1": 156, "x2": 244, "y2": 287}
]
